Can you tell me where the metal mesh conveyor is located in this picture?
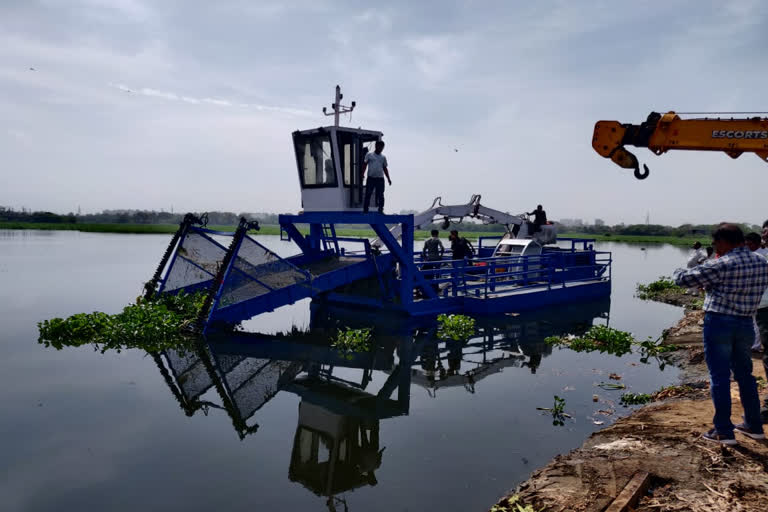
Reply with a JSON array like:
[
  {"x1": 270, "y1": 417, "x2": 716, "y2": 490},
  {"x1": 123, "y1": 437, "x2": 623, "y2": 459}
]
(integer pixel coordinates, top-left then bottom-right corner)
[
  {"x1": 151, "y1": 216, "x2": 392, "y2": 331},
  {"x1": 215, "y1": 236, "x2": 308, "y2": 310},
  {"x1": 162, "y1": 231, "x2": 227, "y2": 293}
]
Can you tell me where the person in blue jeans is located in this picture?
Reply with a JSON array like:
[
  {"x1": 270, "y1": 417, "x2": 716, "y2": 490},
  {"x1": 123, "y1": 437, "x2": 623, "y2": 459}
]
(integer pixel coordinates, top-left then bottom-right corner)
[
  {"x1": 362, "y1": 141, "x2": 391, "y2": 214},
  {"x1": 674, "y1": 223, "x2": 768, "y2": 445}
]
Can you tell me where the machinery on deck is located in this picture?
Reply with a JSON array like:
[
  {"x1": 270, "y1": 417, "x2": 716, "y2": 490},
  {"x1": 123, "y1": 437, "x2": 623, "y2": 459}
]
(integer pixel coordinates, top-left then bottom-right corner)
[
  {"x1": 593, "y1": 111, "x2": 768, "y2": 180},
  {"x1": 373, "y1": 193, "x2": 556, "y2": 249}
]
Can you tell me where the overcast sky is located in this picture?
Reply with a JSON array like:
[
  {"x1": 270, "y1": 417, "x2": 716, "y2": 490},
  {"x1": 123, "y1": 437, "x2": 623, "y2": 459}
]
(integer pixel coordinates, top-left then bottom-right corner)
[{"x1": 2, "y1": 0, "x2": 767, "y2": 225}]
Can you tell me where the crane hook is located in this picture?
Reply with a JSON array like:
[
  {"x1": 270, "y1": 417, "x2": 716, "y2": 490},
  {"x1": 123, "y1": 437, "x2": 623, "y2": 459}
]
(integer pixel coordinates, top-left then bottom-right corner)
[
  {"x1": 609, "y1": 147, "x2": 649, "y2": 180},
  {"x1": 633, "y1": 163, "x2": 650, "y2": 180}
]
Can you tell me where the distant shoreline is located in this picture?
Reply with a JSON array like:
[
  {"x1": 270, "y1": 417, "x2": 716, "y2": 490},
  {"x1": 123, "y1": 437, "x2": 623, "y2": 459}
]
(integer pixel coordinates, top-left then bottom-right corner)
[{"x1": 0, "y1": 221, "x2": 708, "y2": 246}]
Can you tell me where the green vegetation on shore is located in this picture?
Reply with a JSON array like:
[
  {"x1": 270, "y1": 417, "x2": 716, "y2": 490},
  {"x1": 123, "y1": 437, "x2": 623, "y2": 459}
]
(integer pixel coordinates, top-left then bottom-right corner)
[
  {"x1": 0, "y1": 221, "x2": 503, "y2": 240},
  {"x1": 636, "y1": 277, "x2": 704, "y2": 310},
  {"x1": 2, "y1": 221, "x2": 712, "y2": 246},
  {"x1": 636, "y1": 277, "x2": 684, "y2": 299}
]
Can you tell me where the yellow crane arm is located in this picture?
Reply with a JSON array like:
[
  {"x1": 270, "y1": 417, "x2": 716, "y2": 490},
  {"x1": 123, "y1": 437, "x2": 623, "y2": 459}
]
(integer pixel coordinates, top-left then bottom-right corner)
[{"x1": 592, "y1": 111, "x2": 768, "y2": 180}]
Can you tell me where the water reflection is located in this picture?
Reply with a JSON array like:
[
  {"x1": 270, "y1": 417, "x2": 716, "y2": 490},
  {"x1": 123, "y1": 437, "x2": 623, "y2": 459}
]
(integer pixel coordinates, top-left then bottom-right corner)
[{"x1": 151, "y1": 298, "x2": 609, "y2": 509}]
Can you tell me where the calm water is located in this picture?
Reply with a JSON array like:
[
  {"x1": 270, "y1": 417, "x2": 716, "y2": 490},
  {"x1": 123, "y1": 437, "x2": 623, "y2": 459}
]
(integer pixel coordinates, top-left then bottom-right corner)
[{"x1": 0, "y1": 231, "x2": 690, "y2": 512}]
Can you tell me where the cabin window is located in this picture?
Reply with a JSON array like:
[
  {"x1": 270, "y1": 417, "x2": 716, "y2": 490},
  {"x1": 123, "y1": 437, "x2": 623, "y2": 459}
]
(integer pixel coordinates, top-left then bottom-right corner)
[
  {"x1": 294, "y1": 134, "x2": 337, "y2": 188},
  {"x1": 337, "y1": 132, "x2": 359, "y2": 187},
  {"x1": 342, "y1": 142, "x2": 353, "y2": 186}
]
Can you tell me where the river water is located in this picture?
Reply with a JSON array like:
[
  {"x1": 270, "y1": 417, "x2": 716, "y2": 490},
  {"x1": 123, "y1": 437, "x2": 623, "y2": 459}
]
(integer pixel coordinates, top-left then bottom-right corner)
[{"x1": 0, "y1": 231, "x2": 691, "y2": 512}]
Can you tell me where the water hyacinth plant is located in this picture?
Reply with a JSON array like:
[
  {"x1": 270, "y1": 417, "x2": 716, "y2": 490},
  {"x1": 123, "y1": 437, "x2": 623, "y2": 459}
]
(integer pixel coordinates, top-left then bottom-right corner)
[
  {"x1": 620, "y1": 392, "x2": 653, "y2": 406},
  {"x1": 437, "y1": 314, "x2": 476, "y2": 341},
  {"x1": 635, "y1": 276, "x2": 684, "y2": 299},
  {"x1": 536, "y1": 395, "x2": 571, "y2": 426},
  {"x1": 38, "y1": 291, "x2": 206, "y2": 353},
  {"x1": 545, "y1": 325, "x2": 678, "y2": 364},
  {"x1": 331, "y1": 328, "x2": 373, "y2": 353},
  {"x1": 545, "y1": 325, "x2": 634, "y2": 356}
]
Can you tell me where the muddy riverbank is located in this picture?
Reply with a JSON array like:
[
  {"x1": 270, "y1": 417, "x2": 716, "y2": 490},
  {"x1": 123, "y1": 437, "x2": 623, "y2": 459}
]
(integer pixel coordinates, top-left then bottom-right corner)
[{"x1": 490, "y1": 304, "x2": 768, "y2": 511}]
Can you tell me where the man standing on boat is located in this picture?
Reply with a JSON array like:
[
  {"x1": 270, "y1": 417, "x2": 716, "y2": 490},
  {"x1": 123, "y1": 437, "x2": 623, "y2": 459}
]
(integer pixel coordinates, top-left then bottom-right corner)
[
  {"x1": 422, "y1": 229, "x2": 445, "y2": 292},
  {"x1": 527, "y1": 205, "x2": 547, "y2": 233},
  {"x1": 673, "y1": 224, "x2": 768, "y2": 444},
  {"x1": 449, "y1": 230, "x2": 474, "y2": 261},
  {"x1": 362, "y1": 141, "x2": 391, "y2": 214}
]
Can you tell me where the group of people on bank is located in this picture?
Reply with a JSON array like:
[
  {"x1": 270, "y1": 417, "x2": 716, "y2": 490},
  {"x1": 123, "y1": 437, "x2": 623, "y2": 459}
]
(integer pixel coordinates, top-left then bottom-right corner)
[{"x1": 675, "y1": 222, "x2": 768, "y2": 445}]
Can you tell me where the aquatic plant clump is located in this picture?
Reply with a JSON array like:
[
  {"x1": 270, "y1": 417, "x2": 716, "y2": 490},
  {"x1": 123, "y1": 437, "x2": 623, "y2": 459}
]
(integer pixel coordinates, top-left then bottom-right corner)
[
  {"x1": 620, "y1": 392, "x2": 653, "y2": 406},
  {"x1": 38, "y1": 291, "x2": 206, "y2": 353},
  {"x1": 437, "y1": 314, "x2": 476, "y2": 341},
  {"x1": 545, "y1": 325, "x2": 634, "y2": 356},
  {"x1": 637, "y1": 337, "x2": 680, "y2": 357},
  {"x1": 636, "y1": 276, "x2": 702, "y2": 310},
  {"x1": 546, "y1": 325, "x2": 679, "y2": 365},
  {"x1": 536, "y1": 395, "x2": 572, "y2": 427},
  {"x1": 636, "y1": 277, "x2": 683, "y2": 299},
  {"x1": 331, "y1": 328, "x2": 373, "y2": 353}
]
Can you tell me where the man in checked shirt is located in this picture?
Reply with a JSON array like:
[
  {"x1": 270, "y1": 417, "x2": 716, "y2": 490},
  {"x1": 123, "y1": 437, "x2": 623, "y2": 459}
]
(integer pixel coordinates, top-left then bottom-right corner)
[{"x1": 674, "y1": 223, "x2": 768, "y2": 445}]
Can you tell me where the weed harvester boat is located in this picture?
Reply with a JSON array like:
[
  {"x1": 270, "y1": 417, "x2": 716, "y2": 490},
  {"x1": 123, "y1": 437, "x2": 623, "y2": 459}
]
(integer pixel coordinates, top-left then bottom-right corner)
[{"x1": 144, "y1": 87, "x2": 611, "y2": 334}]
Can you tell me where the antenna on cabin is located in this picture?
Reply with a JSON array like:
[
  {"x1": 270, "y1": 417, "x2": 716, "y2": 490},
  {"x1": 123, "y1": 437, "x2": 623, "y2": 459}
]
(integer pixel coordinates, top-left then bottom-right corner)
[{"x1": 322, "y1": 85, "x2": 356, "y2": 127}]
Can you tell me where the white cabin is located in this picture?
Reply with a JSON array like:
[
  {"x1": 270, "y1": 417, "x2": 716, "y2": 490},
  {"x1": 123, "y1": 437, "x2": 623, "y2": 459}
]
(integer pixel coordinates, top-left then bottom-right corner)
[{"x1": 292, "y1": 126, "x2": 383, "y2": 212}]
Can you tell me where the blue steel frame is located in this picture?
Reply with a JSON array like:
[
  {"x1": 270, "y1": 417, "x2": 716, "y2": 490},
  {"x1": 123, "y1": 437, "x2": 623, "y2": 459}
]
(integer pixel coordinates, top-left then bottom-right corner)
[
  {"x1": 279, "y1": 211, "x2": 435, "y2": 304},
  {"x1": 157, "y1": 212, "x2": 611, "y2": 331}
]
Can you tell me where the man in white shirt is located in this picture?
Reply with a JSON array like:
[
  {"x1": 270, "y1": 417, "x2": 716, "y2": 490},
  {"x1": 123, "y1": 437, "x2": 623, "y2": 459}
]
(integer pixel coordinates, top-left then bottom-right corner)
[
  {"x1": 362, "y1": 141, "x2": 392, "y2": 214},
  {"x1": 687, "y1": 241, "x2": 707, "y2": 268}
]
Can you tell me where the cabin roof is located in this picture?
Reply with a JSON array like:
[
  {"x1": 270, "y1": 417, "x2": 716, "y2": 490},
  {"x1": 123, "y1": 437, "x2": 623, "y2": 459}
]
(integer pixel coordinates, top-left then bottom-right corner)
[{"x1": 292, "y1": 126, "x2": 383, "y2": 138}]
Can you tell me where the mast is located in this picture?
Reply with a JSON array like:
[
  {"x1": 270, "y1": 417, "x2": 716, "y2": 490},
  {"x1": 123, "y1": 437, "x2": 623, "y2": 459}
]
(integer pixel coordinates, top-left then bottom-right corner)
[{"x1": 322, "y1": 85, "x2": 355, "y2": 127}]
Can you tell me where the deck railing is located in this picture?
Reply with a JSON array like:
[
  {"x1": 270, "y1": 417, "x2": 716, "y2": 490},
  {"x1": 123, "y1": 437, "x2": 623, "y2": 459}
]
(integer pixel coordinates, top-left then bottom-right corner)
[{"x1": 412, "y1": 249, "x2": 611, "y2": 300}]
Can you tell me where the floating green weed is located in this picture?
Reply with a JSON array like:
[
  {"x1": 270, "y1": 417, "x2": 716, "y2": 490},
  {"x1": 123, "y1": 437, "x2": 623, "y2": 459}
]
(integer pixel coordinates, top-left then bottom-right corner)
[
  {"x1": 546, "y1": 326, "x2": 678, "y2": 365},
  {"x1": 637, "y1": 337, "x2": 680, "y2": 369},
  {"x1": 546, "y1": 325, "x2": 634, "y2": 356},
  {"x1": 437, "y1": 314, "x2": 476, "y2": 341},
  {"x1": 636, "y1": 277, "x2": 684, "y2": 299},
  {"x1": 536, "y1": 395, "x2": 571, "y2": 426},
  {"x1": 38, "y1": 291, "x2": 206, "y2": 353},
  {"x1": 620, "y1": 392, "x2": 653, "y2": 405},
  {"x1": 597, "y1": 382, "x2": 626, "y2": 390},
  {"x1": 331, "y1": 328, "x2": 373, "y2": 353}
]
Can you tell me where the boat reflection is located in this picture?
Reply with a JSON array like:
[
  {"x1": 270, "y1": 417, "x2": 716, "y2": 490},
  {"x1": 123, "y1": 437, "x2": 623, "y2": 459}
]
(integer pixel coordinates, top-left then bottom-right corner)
[{"x1": 152, "y1": 298, "x2": 608, "y2": 508}]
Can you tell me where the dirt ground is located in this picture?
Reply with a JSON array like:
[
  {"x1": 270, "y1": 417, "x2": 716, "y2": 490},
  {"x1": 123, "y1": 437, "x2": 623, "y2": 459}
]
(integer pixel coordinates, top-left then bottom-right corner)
[{"x1": 490, "y1": 308, "x2": 768, "y2": 512}]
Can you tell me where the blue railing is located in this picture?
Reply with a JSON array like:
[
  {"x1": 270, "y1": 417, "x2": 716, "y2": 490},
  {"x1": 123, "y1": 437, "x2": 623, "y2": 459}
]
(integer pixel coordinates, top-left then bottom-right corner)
[{"x1": 411, "y1": 249, "x2": 611, "y2": 299}]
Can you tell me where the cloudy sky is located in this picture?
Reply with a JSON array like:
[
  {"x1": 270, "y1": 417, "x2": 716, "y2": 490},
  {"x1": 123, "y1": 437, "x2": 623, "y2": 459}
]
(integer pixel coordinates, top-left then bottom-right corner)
[{"x1": 1, "y1": 0, "x2": 767, "y2": 225}]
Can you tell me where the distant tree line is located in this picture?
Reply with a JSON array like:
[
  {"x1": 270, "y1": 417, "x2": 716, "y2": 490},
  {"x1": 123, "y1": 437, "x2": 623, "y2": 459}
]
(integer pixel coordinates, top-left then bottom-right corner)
[
  {"x1": 0, "y1": 207, "x2": 281, "y2": 226},
  {"x1": 0, "y1": 206, "x2": 76, "y2": 223},
  {"x1": 1, "y1": 206, "x2": 762, "y2": 236},
  {"x1": 569, "y1": 222, "x2": 763, "y2": 237}
]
